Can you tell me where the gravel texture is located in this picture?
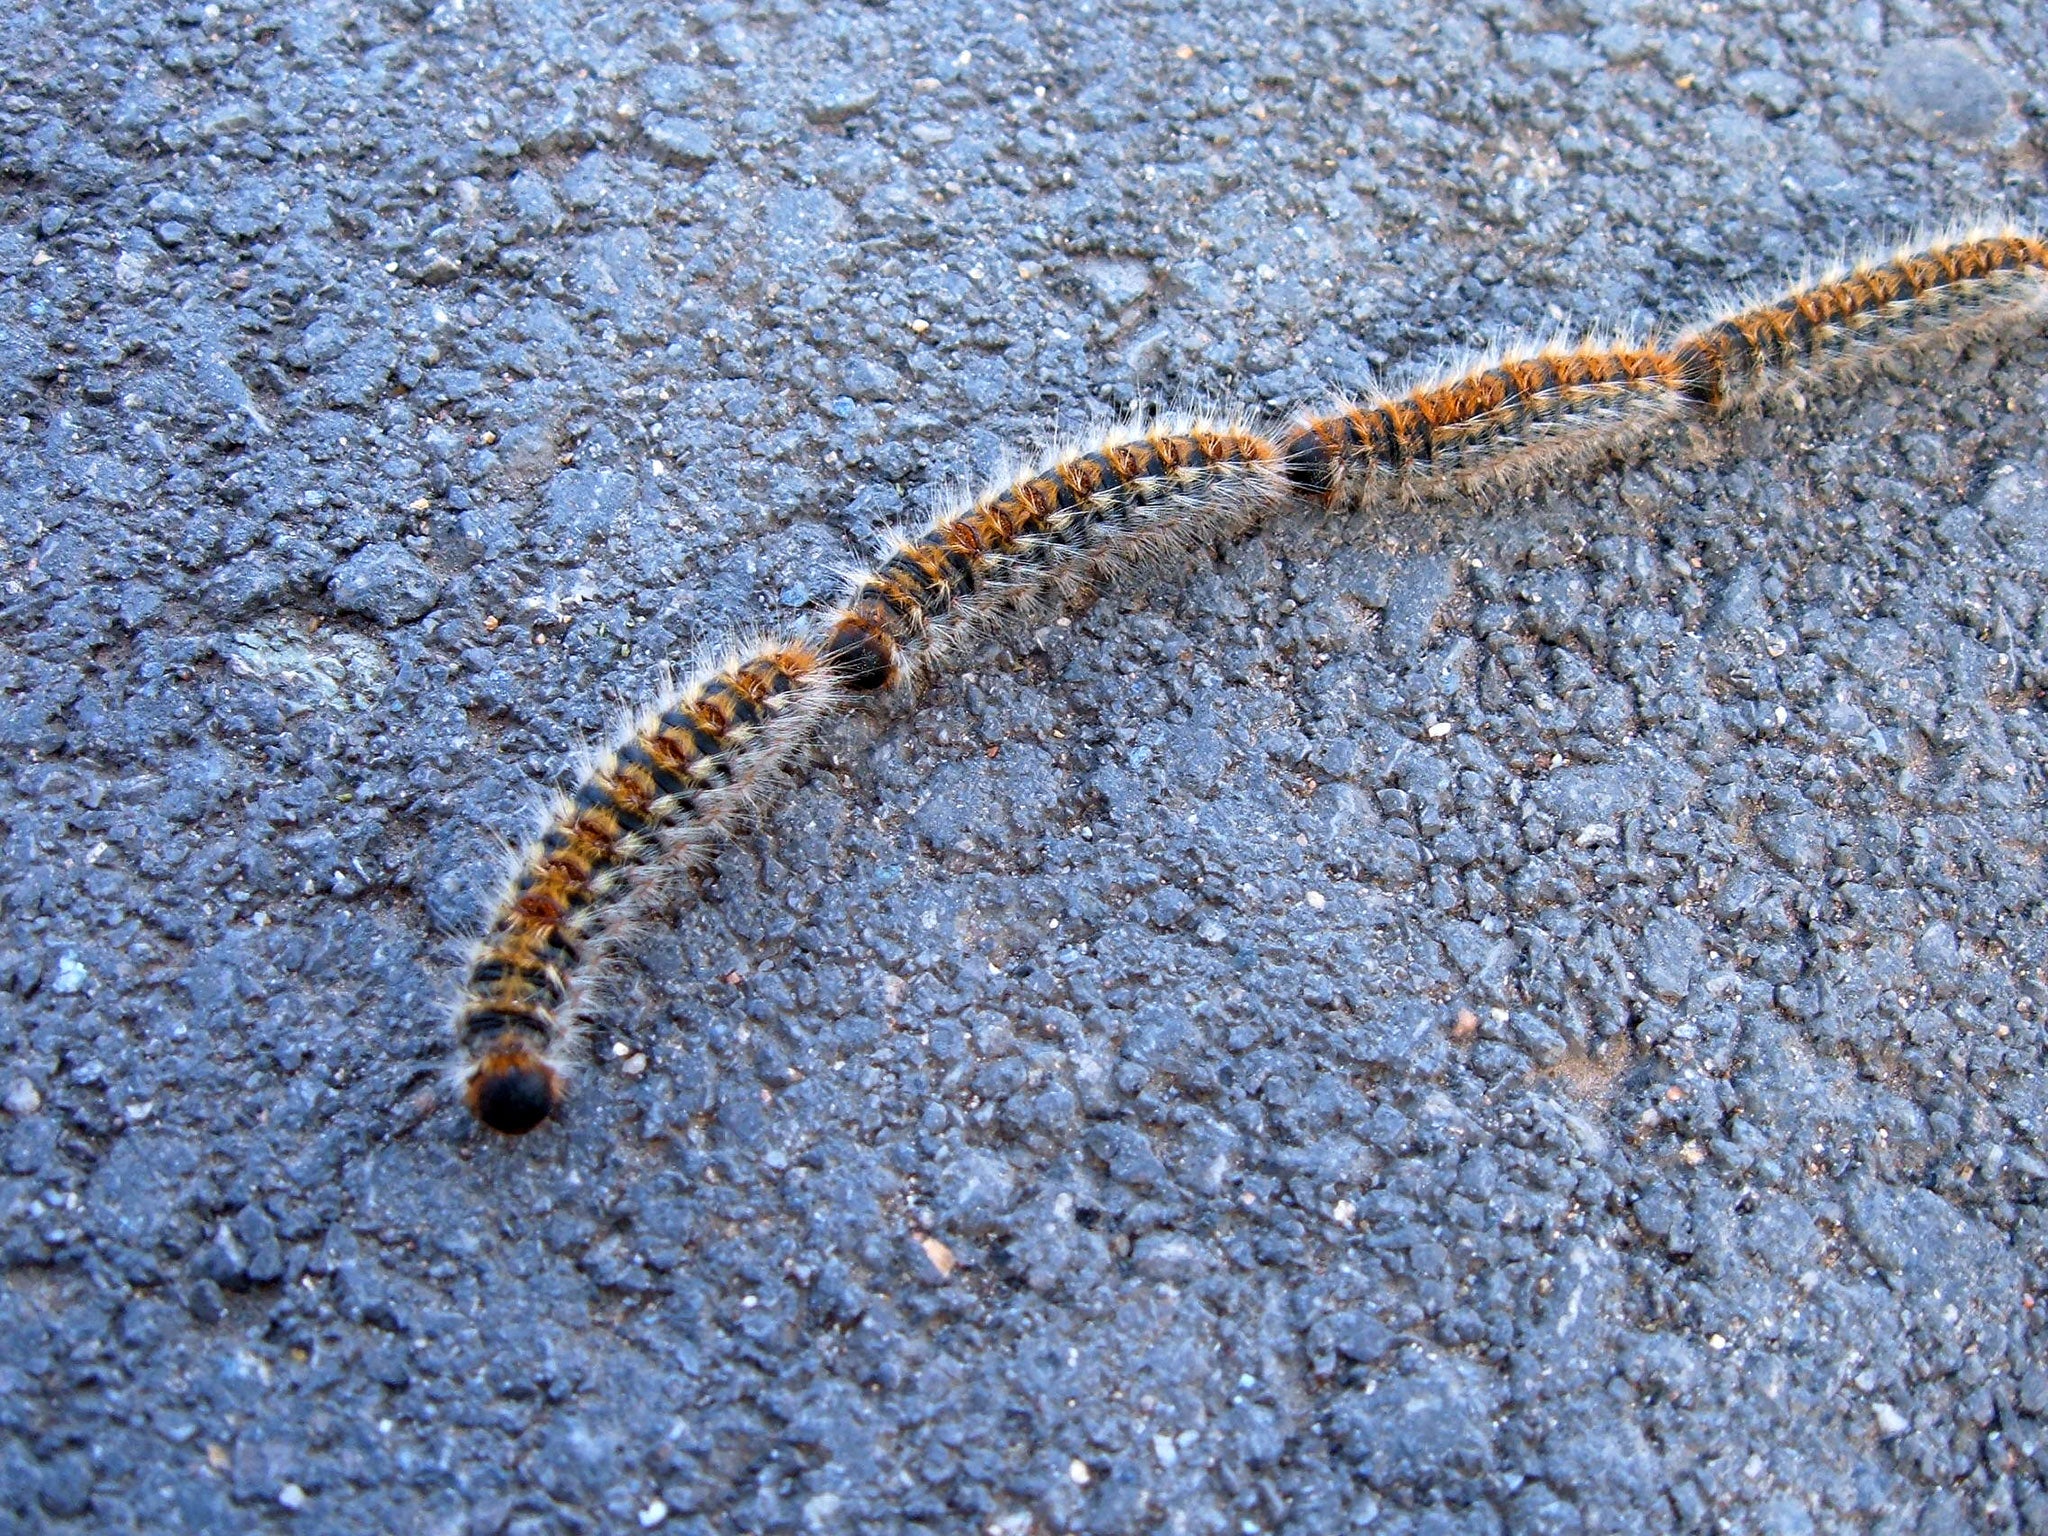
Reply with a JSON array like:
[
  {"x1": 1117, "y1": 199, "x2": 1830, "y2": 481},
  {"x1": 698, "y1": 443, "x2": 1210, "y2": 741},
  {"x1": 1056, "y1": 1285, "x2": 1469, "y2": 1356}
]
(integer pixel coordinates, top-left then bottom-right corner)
[{"x1": 5, "y1": 1, "x2": 2048, "y2": 1532}]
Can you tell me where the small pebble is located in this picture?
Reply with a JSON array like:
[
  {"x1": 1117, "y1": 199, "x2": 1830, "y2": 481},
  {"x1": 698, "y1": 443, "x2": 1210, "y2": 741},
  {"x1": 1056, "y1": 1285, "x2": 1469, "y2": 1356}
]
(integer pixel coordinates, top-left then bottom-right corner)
[
  {"x1": 3, "y1": 1080, "x2": 41, "y2": 1116},
  {"x1": 411, "y1": 249, "x2": 462, "y2": 286},
  {"x1": 802, "y1": 79, "x2": 879, "y2": 124},
  {"x1": 919, "y1": 1235, "x2": 956, "y2": 1279},
  {"x1": 642, "y1": 115, "x2": 716, "y2": 166},
  {"x1": 1880, "y1": 40, "x2": 2008, "y2": 140}
]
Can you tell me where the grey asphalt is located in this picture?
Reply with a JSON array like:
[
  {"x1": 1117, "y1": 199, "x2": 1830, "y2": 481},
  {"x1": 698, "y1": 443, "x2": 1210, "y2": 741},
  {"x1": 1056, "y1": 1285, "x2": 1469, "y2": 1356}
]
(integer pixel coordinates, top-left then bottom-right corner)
[{"x1": 4, "y1": 1, "x2": 2047, "y2": 1532}]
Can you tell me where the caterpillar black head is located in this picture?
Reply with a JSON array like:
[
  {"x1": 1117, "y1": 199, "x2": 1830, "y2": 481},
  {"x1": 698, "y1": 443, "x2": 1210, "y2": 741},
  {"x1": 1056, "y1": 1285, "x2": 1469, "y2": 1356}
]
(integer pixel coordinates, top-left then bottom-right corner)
[
  {"x1": 466, "y1": 1044, "x2": 563, "y2": 1135},
  {"x1": 819, "y1": 610, "x2": 901, "y2": 693}
]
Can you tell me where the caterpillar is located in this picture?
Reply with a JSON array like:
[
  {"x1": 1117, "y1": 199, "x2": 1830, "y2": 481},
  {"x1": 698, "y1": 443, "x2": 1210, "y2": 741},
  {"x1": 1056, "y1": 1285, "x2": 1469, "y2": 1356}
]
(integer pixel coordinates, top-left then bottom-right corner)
[
  {"x1": 816, "y1": 410, "x2": 1291, "y2": 694},
  {"x1": 455, "y1": 640, "x2": 838, "y2": 1133},
  {"x1": 452, "y1": 224, "x2": 2048, "y2": 1135},
  {"x1": 1282, "y1": 226, "x2": 2048, "y2": 506}
]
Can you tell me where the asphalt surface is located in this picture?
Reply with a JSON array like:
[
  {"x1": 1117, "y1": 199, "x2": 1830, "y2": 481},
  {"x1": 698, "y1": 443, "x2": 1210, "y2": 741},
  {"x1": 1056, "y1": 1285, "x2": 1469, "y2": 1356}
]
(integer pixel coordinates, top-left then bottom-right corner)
[{"x1": 4, "y1": 1, "x2": 2048, "y2": 1532}]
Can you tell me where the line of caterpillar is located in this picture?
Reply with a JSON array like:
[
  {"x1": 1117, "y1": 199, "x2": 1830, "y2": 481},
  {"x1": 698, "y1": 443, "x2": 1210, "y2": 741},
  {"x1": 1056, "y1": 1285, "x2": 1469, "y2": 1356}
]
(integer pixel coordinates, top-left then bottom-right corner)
[{"x1": 451, "y1": 225, "x2": 2048, "y2": 1135}]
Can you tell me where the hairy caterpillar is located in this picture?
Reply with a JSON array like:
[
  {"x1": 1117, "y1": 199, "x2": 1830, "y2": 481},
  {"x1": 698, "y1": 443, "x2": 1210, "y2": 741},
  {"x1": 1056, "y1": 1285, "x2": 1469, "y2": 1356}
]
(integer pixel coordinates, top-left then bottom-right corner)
[
  {"x1": 1280, "y1": 227, "x2": 2048, "y2": 505},
  {"x1": 452, "y1": 225, "x2": 2048, "y2": 1135},
  {"x1": 817, "y1": 411, "x2": 1291, "y2": 692},
  {"x1": 456, "y1": 641, "x2": 837, "y2": 1132}
]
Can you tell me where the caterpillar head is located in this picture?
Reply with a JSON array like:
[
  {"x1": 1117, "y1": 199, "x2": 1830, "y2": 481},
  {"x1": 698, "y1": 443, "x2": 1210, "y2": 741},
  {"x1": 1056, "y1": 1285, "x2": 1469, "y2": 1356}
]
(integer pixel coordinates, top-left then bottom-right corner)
[
  {"x1": 465, "y1": 1043, "x2": 564, "y2": 1135},
  {"x1": 819, "y1": 609, "x2": 901, "y2": 693}
]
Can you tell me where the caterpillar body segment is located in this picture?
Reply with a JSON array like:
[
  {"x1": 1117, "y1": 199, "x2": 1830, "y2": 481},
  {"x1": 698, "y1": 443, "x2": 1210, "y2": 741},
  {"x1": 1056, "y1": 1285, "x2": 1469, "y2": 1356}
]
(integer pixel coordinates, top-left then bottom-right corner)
[
  {"x1": 455, "y1": 637, "x2": 836, "y2": 1134},
  {"x1": 820, "y1": 413, "x2": 1293, "y2": 692}
]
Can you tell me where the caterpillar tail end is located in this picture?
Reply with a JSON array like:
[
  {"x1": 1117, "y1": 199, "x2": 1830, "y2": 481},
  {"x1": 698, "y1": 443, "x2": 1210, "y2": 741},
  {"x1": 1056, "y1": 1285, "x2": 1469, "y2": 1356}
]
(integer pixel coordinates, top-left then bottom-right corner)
[{"x1": 465, "y1": 1044, "x2": 564, "y2": 1135}]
